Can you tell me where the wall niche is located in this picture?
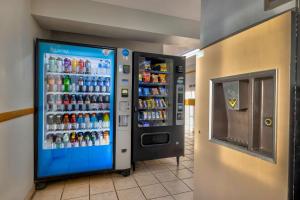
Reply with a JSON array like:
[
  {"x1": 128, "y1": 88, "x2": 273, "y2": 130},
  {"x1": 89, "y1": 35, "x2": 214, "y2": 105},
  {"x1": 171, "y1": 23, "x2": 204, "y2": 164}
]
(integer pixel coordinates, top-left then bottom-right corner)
[{"x1": 209, "y1": 70, "x2": 276, "y2": 161}]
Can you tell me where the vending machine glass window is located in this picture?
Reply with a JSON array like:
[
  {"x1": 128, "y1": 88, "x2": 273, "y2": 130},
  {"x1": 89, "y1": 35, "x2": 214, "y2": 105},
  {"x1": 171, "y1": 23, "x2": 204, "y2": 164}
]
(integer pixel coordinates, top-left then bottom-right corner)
[
  {"x1": 137, "y1": 56, "x2": 174, "y2": 127},
  {"x1": 35, "y1": 40, "x2": 115, "y2": 180}
]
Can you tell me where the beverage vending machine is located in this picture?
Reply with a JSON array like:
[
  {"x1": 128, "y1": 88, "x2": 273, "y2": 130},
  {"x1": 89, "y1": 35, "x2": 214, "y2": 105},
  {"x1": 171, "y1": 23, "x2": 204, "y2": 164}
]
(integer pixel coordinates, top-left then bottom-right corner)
[
  {"x1": 34, "y1": 39, "x2": 132, "y2": 187},
  {"x1": 132, "y1": 52, "x2": 185, "y2": 168}
]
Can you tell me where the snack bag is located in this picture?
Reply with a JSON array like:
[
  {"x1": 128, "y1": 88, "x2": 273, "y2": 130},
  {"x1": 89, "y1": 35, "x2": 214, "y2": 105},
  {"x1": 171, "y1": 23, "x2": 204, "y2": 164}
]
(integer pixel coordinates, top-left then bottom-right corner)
[
  {"x1": 151, "y1": 88, "x2": 159, "y2": 95},
  {"x1": 143, "y1": 61, "x2": 151, "y2": 71},
  {"x1": 159, "y1": 87, "x2": 167, "y2": 95},
  {"x1": 139, "y1": 73, "x2": 143, "y2": 83},
  {"x1": 159, "y1": 74, "x2": 167, "y2": 83},
  {"x1": 138, "y1": 99, "x2": 143, "y2": 109},
  {"x1": 151, "y1": 74, "x2": 159, "y2": 83},
  {"x1": 143, "y1": 72, "x2": 151, "y2": 83},
  {"x1": 143, "y1": 88, "x2": 150, "y2": 96}
]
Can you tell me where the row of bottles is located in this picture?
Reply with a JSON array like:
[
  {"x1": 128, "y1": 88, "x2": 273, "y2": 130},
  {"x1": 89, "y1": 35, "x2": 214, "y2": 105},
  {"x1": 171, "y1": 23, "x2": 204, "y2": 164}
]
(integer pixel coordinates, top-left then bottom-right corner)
[
  {"x1": 46, "y1": 56, "x2": 112, "y2": 76},
  {"x1": 47, "y1": 75, "x2": 110, "y2": 93},
  {"x1": 47, "y1": 94, "x2": 110, "y2": 112},
  {"x1": 138, "y1": 110, "x2": 167, "y2": 121},
  {"x1": 138, "y1": 87, "x2": 167, "y2": 96},
  {"x1": 138, "y1": 98, "x2": 167, "y2": 109},
  {"x1": 46, "y1": 113, "x2": 110, "y2": 131},
  {"x1": 45, "y1": 131, "x2": 110, "y2": 149}
]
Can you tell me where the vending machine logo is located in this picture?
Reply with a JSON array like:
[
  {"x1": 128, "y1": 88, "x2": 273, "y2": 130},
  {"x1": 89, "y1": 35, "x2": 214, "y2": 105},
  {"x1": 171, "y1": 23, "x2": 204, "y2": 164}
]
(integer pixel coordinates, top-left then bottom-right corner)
[{"x1": 122, "y1": 48, "x2": 129, "y2": 59}]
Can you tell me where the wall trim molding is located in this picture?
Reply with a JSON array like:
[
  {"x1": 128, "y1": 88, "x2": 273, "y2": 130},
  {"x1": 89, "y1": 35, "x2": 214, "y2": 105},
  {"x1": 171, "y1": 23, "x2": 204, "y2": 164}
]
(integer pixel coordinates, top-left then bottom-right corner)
[{"x1": 0, "y1": 108, "x2": 34, "y2": 123}]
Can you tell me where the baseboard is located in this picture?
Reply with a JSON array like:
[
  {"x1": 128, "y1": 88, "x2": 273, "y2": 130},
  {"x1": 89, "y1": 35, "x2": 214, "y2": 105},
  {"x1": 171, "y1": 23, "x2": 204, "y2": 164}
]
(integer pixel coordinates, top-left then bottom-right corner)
[{"x1": 24, "y1": 185, "x2": 35, "y2": 200}]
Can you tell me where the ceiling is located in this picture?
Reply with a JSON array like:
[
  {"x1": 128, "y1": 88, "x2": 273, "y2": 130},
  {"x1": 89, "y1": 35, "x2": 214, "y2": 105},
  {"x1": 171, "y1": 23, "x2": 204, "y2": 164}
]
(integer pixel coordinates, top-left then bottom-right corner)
[{"x1": 90, "y1": 0, "x2": 201, "y2": 21}]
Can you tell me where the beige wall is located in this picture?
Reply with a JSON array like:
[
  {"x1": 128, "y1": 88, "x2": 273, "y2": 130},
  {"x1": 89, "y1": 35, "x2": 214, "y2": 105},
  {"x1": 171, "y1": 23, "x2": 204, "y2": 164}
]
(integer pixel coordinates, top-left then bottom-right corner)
[
  {"x1": 0, "y1": 0, "x2": 49, "y2": 199},
  {"x1": 195, "y1": 12, "x2": 291, "y2": 200}
]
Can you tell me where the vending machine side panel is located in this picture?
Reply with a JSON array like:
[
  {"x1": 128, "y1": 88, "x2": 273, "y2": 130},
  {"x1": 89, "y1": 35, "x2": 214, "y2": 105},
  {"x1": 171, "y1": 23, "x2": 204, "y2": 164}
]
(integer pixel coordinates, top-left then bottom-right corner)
[{"x1": 115, "y1": 48, "x2": 132, "y2": 171}]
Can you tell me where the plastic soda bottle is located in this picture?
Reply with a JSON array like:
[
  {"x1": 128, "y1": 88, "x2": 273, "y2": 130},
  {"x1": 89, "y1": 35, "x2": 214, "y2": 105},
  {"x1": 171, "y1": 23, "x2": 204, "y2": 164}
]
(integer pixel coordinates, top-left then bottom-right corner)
[{"x1": 63, "y1": 75, "x2": 70, "y2": 92}]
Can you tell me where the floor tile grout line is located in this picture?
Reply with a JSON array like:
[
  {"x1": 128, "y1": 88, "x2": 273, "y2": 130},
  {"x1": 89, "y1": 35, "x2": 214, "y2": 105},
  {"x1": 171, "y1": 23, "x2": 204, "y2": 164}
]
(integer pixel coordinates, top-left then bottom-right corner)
[{"x1": 111, "y1": 175, "x2": 120, "y2": 200}]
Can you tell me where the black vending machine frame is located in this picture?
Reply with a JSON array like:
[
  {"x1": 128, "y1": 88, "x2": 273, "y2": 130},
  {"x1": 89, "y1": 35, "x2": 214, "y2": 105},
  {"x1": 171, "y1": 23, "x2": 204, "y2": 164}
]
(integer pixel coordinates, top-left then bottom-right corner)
[
  {"x1": 34, "y1": 39, "x2": 117, "y2": 185},
  {"x1": 132, "y1": 52, "x2": 185, "y2": 166}
]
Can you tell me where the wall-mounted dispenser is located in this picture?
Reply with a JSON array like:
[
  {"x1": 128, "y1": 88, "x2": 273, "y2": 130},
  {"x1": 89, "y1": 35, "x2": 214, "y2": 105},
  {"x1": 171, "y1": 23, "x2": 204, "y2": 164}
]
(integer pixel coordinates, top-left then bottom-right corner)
[{"x1": 209, "y1": 70, "x2": 276, "y2": 160}]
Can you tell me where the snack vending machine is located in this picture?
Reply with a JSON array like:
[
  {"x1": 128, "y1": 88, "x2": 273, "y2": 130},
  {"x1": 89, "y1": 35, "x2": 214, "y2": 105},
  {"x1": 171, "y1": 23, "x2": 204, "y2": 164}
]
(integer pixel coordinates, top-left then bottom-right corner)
[
  {"x1": 132, "y1": 52, "x2": 185, "y2": 167},
  {"x1": 34, "y1": 39, "x2": 132, "y2": 186}
]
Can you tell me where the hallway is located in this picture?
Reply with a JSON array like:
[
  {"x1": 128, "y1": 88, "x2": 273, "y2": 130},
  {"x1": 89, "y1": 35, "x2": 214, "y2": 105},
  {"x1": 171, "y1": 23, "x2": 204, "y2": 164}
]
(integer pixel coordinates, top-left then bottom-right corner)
[{"x1": 32, "y1": 135, "x2": 194, "y2": 200}]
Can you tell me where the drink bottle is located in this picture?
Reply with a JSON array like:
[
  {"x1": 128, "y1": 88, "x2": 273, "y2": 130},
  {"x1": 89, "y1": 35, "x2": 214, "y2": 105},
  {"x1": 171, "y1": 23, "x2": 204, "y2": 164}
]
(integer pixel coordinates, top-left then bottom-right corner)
[
  {"x1": 77, "y1": 113, "x2": 85, "y2": 129},
  {"x1": 78, "y1": 77, "x2": 84, "y2": 92},
  {"x1": 94, "y1": 132, "x2": 100, "y2": 145},
  {"x1": 56, "y1": 57, "x2": 64, "y2": 73},
  {"x1": 69, "y1": 132, "x2": 78, "y2": 147},
  {"x1": 103, "y1": 131, "x2": 109, "y2": 144},
  {"x1": 91, "y1": 77, "x2": 97, "y2": 93},
  {"x1": 55, "y1": 134, "x2": 63, "y2": 149},
  {"x1": 63, "y1": 133, "x2": 70, "y2": 148},
  {"x1": 71, "y1": 59, "x2": 77, "y2": 73},
  {"x1": 77, "y1": 95, "x2": 84, "y2": 111},
  {"x1": 78, "y1": 59, "x2": 85, "y2": 74},
  {"x1": 85, "y1": 60, "x2": 91, "y2": 74},
  {"x1": 105, "y1": 77, "x2": 110, "y2": 93},
  {"x1": 71, "y1": 94, "x2": 77, "y2": 111},
  {"x1": 84, "y1": 113, "x2": 91, "y2": 129},
  {"x1": 95, "y1": 77, "x2": 101, "y2": 92},
  {"x1": 55, "y1": 94, "x2": 63, "y2": 111},
  {"x1": 46, "y1": 134, "x2": 54, "y2": 149},
  {"x1": 84, "y1": 132, "x2": 92, "y2": 146},
  {"x1": 97, "y1": 95, "x2": 103, "y2": 110},
  {"x1": 47, "y1": 114, "x2": 55, "y2": 131},
  {"x1": 85, "y1": 95, "x2": 91, "y2": 111},
  {"x1": 63, "y1": 94, "x2": 70, "y2": 111},
  {"x1": 91, "y1": 95, "x2": 97, "y2": 110},
  {"x1": 100, "y1": 77, "x2": 106, "y2": 93},
  {"x1": 64, "y1": 58, "x2": 72, "y2": 73},
  {"x1": 70, "y1": 76, "x2": 76, "y2": 92},
  {"x1": 98, "y1": 60, "x2": 104, "y2": 75},
  {"x1": 98, "y1": 131, "x2": 104, "y2": 144},
  {"x1": 55, "y1": 76, "x2": 62, "y2": 92},
  {"x1": 85, "y1": 77, "x2": 92, "y2": 92},
  {"x1": 90, "y1": 131, "x2": 97, "y2": 145},
  {"x1": 49, "y1": 56, "x2": 56, "y2": 72},
  {"x1": 103, "y1": 113, "x2": 109, "y2": 128},
  {"x1": 63, "y1": 114, "x2": 71, "y2": 130},
  {"x1": 47, "y1": 94, "x2": 55, "y2": 111},
  {"x1": 97, "y1": 113, "x2": 103, "y2": 128},
  {"x1": 55, "y1": 114, "x2": 63, "y2": 130},
  {"x1": 48, "y1": 75, "x2": 55, "y2": 92},
  {"x1": 90, "y1": 113, "x2": 98, "y2": 129},
  {"x1": 104, "y1": 95, "x2": 110, "y2": 110},
  {"x1": 63, "y1": 75, "x2": 70, "y2": 92},
  {"x1": 105, "y1": 59, "x2": 111, "y2": 76},
  {"x1": 77, "y1": 132, "x2": 84, "y2": 146},
  {"x1": 70, "y1": 114, "x2": 78, "y2": 130}
]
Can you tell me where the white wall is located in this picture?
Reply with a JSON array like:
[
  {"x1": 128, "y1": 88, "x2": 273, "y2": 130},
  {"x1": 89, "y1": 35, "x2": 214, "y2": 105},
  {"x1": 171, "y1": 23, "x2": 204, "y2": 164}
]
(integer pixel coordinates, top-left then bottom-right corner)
[
  {"x1": 0, "y1": 0, "x2": 49, "y2": 199},
  {"x1": 49, "y1": 31, "x2": 164, "y2": 54}
]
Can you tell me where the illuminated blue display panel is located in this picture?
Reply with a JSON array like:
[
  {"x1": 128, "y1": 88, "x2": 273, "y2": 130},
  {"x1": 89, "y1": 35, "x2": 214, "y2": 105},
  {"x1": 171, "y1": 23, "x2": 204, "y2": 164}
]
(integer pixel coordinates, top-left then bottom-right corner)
[{"x1": 36, "y1": 40, "x2": 115, "y2": 178}]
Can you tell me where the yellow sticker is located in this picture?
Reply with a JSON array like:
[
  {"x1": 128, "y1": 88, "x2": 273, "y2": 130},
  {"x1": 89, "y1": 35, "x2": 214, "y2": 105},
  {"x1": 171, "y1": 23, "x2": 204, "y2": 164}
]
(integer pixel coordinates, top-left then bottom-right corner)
[{"x1": 228, "y1": 98, "x2": 237, "y2": 108}]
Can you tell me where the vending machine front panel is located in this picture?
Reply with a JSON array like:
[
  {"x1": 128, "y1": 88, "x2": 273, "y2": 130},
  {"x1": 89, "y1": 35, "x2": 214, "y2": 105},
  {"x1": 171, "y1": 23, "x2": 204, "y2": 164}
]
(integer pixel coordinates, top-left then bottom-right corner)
[{"x1": 35, "y1": 40, "x2": 115, "y2": 180}]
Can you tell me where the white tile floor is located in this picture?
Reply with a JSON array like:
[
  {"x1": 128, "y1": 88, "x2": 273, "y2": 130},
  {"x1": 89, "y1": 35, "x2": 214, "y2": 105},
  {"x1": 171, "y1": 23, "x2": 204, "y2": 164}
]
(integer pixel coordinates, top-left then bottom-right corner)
[{"x1": 32, "y1": 134, "x2": 194, "y2": 200}]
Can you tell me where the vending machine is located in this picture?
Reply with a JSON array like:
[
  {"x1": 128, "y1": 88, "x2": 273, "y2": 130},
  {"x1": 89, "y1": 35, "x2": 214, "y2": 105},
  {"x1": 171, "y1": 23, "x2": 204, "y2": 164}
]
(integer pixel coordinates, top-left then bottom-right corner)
[
  {"x1": 34, "y1": 39, "x2": 132, "y2": 186},
  {"x1": 132, "y1": 52, "x2": 185, "y2": 167}
]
